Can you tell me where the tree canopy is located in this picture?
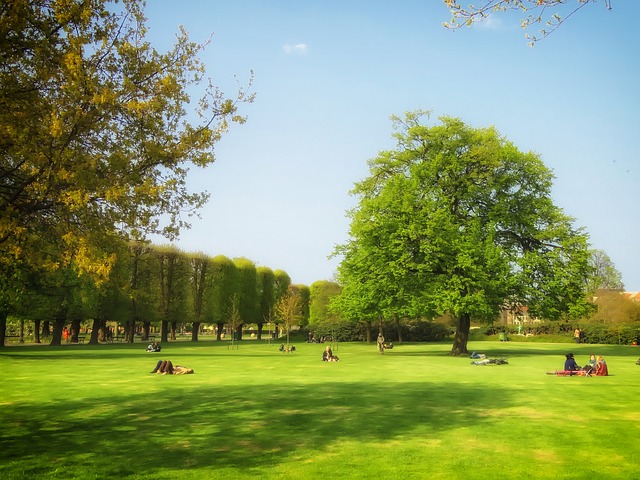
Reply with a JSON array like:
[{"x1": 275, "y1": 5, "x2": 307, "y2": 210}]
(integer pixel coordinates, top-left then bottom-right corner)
[
  {"x1": 443, "y1": 0, "x2": 613, "y2": 44},
  {"x1": 335, "y1": 111, "x2": 594, "y2": 355},
  {"x1": 0, "y1": 0, "x2": 253, "y2": 282},
  {"x1": 309, "y1": 280, "x2": 342, "y2": 326},
  {"x1": 587, "y1": 249, "x2": 624, "y2": 292}
]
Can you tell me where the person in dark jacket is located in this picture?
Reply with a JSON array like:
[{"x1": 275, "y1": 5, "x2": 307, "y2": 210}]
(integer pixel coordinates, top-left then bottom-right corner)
[{"x1": 564, "y1": 353, "x2": 580, "y2": 374}]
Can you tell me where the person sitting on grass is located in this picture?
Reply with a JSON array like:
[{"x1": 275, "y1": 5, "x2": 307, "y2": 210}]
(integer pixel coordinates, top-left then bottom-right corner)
[
  {"x1": 547, "y1": 353, "x2": 585, "y2": 376},
  {"x1": 150, "y1": 360, "x2": 194, "y2": 375},
  {"x1": 564, "y1": 353, "x2": 581, "y2": 374},
  {"x1": 583, "y1": 354, "x2": 597, "y2": 375},
  {"x1": 146, "y1": 340, "x2": 161, "y2": 352},
  {"x1": 322, "y1": 346, "x2": 333, "y2": 361},
  {"x1": 322, "y1": 346, "x2": 339, "y2": 362},
  {"x1": 595, "y1": 355, "x2": 609, "y2": 376}
]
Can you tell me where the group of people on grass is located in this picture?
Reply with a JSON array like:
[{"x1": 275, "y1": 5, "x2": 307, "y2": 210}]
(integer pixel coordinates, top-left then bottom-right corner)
[
  {"x1": 548, "y1": 353, "x2": 608, "y2": 376},
  {"x1": 469, "y1": 351, "x2": 508, "y2": 365}
]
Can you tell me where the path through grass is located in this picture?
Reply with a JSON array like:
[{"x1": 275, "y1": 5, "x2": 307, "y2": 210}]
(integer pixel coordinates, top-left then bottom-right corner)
[{"x1": 1, "y1": 340, "x2": 639, "y2": 479}]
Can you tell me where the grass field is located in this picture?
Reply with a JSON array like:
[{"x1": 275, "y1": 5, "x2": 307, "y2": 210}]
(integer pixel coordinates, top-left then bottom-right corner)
[{"x1": 1, "y1": 339, "x2": 639, "y2": 479}]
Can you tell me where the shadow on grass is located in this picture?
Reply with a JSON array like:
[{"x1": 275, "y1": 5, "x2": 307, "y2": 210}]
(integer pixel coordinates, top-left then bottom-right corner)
[
  {"x1": 0, "y1": 380, "x2": 512, "y2": 478},
  {"x1": 0, "y1": 341, "x2": 259, "y2": 361},
  {"x1": 466, "y1": 343, "x2": 640, "y2": 359}
]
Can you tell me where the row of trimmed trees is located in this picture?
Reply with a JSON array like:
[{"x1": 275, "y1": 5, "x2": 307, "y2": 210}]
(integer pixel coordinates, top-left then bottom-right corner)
[{"x1": 1, "y1": 241, "x2": 310, "y2": 347}]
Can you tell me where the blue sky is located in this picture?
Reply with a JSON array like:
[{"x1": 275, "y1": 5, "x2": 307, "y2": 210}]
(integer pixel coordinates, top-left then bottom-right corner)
[{"x1": 143, "y1": 1, "x2": 639, "y2": 291}]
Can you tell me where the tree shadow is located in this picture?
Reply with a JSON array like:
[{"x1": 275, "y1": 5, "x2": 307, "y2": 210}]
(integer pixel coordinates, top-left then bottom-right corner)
[{"x1": 0, "y1": 380, "x2": 512, "y2": 478}]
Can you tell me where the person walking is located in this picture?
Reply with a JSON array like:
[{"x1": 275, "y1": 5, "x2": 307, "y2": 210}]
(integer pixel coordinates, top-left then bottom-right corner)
[{"x1": 377, "y1": 333, "x2": 385, "y2": 355}]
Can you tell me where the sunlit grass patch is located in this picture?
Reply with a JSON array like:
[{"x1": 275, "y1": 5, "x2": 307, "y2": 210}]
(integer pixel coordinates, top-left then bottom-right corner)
[{"x1": 1, "y1": 340, "x2": 639, "y2": 479}]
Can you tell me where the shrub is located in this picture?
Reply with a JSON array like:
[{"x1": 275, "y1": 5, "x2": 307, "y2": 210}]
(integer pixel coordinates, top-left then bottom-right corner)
[
  {"x1": 308, "y1": 320, "x2": 360, "y2": 342},
  {"x1": 400, "y1": 320, "x2": 452, "y2": 342},
  {"x1": 579, "y1": 324, "x2": 640, "y2": 345}
]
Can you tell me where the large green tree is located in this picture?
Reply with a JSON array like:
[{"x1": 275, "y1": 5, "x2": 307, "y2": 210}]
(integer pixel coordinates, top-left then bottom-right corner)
[
  {"x1": 88, "y1": 248, "x2": 130, "y2": 344},
  {"x1": 206, "y1": 255, "x2": 238, "y2": 341},
  {"x1": 0, "y1": 0, "x2": 253, "y2": 282},
  {"x1": 309, "y1": 280, "x2": 342, "y2": 326},
  {"x1": 296, "y1": 284, "x2": 311, "y2": 328},
  {"x1": 155, "y1": 246, "x2": 191, "y2": 342},
  {"x1": 336, "y1": 111, "x2": 594, "y2": 355},
  {"x1": 188, "y1": 252, "x2": 210, "y2": 342},
  {"x1": 274, "y1": 286, "x2": 303, "y2": 348},
  {"x1": 233, "y1": 258, "x2": 258, "y2": 340},
  {"x1": 273, "y1": 270, "x2": 292, "y2": 302},
  {"x1": 126, "y1": 242, "x2": 161, "y2": 341},
  {"x1": 256, "y1": 266, "x2": 276, "y2": 340}
]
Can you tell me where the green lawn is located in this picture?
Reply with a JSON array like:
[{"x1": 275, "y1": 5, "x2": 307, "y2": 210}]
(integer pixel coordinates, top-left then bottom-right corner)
[{"x1": 1, "y1": 339, "x2": 639, "y2": 479}]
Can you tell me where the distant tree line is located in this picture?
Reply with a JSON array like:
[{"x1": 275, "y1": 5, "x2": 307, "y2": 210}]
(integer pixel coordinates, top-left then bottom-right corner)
[{"x1": 1, "y1": 241, "x2": 310, "y2": 347}]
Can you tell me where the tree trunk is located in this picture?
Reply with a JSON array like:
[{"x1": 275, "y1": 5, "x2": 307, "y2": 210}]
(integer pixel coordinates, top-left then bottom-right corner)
[
  {"x1": 50, "y1": 316, "x2": 66, "y2": 346},
  {"x1": 363, "y1": 320, "x2": 372, "y2": 343},
  {"x1": 256, "y1": 322, "x2": 263, "y2": 340},
  {"x1": 450, "y1": 312, "x2": 471, "y2": 356},
  {"x1": 89, "y1": 318, "x2": 102, "y2": 344},
  {"x1": 70, "y1": 319, "x2": 81, "y2": 343},
  {"x1": 394, "y1": 315, "x2": 403, "y2": 343},
  {"x1": 216, "y1": 321, "x2": 224, "y2": 341},
  {"x1": 191, "y1": 322, "x2": 200, "y2": 342},
  {"x1": 34, "y1": 319, "x2": 41, "y2": 343},
  {"x1": 0, "y1": 309, "x2": 7, "y2": 348},
  {"x1": 170, "y1": 321, "x2": 177, "y2": 341},
  {"x1": 161, "y1": 320, "x2": 169, "y2": 342},
  {"x1": 136, "y1": 321, "x2": 149, "y2": 341},
  {"x1": 41, "y1": 320, "x2": 50, "y2": 339},
  {"x1": 125, "y1": 318, "x2": 135, "y2": 343}
]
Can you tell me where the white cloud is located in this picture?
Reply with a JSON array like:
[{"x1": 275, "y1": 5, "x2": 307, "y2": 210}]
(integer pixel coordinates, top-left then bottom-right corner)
[
  {"x1": 283, "y1": 43, "x2": 308, "y2": 55},
  {"x1": 476, "y1": 17, "x2": 502, "y2": 30}
]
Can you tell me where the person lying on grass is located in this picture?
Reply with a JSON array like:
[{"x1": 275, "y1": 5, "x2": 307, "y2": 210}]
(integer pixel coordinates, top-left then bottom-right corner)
[
  {"x1": 150, "y1": 360, "x2": 194, "y2": 375},
  {"x1": 471, "y1": 358, "x2": 508, "y2": 365}
]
